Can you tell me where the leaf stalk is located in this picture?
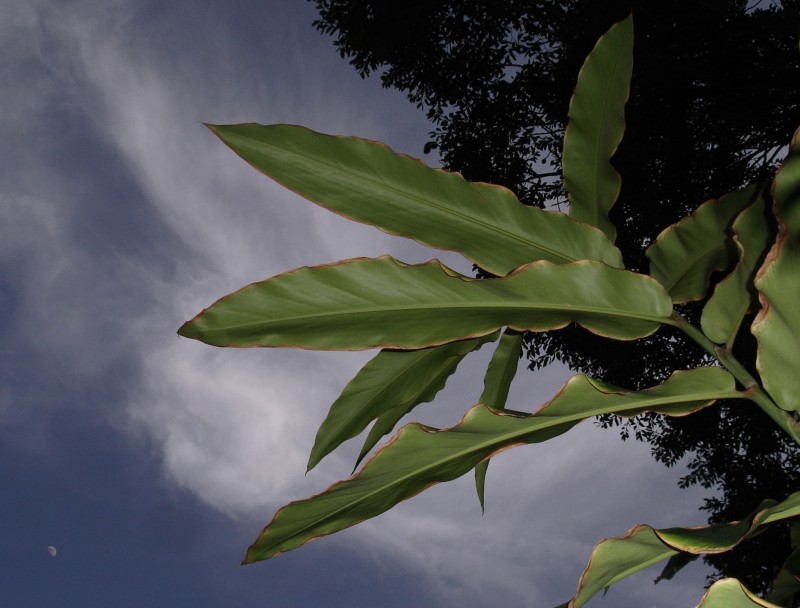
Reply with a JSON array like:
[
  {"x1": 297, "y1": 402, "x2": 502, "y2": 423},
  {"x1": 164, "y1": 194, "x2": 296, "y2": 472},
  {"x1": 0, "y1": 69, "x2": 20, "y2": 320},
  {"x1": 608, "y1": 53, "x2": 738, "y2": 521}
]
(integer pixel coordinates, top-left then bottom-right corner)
[{"x1": 671, "y1": 312, "x2": 800, "y2": 444}]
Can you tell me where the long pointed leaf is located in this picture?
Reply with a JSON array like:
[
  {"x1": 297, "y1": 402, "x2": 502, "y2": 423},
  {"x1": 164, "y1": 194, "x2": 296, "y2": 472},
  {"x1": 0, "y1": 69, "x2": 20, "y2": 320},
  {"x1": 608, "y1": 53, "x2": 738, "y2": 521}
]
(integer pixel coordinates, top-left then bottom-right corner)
[
  {"x1": 752, "y1": 127, "x2": 800, "y2": 412},
  {"x1": 207, "y1": 123, "x2": 623, "y2": 276},
  {"x1": 244, "y1": 367, "x2": 738, "y2": 562},
  {"x1": 479, "y1": 330, "x2": 523, "y2": 408},
  {"x1": 570, "y1": 491, "x2": 800, "y2": 607},
  {"x1": 307, "y1": 334, "x2": 498, "y2": 472},
  {"x1": 701, "y1": 194, "x2": 771, "y2": 346},
  {"x1": 474, "y1": 329, "x2": 523, "y2": 510},
  {"x1": 697, "y1": 579, "x2": 782, "y2": 608},
  {"x1": 647, "y1": 184, "x2": 763, "y2": 302},
  {"x1": 179, "y1": 257, "x2": 673, "y2": 350},
  {"x1": 564, "y1": 15, "x2": 633, "y2": 242}
]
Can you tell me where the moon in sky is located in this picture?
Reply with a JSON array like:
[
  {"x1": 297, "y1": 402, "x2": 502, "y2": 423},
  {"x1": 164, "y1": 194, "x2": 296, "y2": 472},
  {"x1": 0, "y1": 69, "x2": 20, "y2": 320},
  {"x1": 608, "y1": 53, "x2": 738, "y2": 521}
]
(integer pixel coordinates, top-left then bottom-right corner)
[{"x1": 47, "y1": 546, "x2": 57, "y2": 558}]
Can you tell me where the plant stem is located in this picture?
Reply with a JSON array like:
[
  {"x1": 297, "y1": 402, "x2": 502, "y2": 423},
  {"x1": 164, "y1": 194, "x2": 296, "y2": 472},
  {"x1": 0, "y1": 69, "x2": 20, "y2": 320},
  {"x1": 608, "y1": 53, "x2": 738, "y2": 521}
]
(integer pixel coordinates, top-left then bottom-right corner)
[{"x1": 671, "y1": 312, "x2": 800, "y2": 445}]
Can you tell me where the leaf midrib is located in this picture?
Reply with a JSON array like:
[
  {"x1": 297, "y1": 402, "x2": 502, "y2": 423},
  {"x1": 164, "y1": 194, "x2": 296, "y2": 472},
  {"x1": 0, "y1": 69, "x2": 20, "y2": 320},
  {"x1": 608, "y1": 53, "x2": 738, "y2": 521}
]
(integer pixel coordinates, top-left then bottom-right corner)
[
  {"x1": 658, "y1": 240, "x2": 725, "y2": 293},
  {"x1": 233, "y1": 132, "x2": 578, "y2": 267},
  {"x1": 590, "y1": 42, "x2": 622, "y2": 229},
  {"x1": 201, "y1": 300, "x2": 670, "y2": 335}
]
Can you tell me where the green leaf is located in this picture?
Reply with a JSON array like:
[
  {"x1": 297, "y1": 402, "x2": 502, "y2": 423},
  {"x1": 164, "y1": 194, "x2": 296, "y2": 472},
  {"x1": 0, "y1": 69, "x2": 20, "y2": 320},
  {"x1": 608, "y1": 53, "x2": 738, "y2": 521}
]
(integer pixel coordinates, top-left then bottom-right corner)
[
  {"x1": 697, "y1": 579, "x2": 782, "y2": 608},
  {"x1": 571, "y1": 525, "x2": 678, "y2": 607},
  {"x1": 654, "y1": 552, "x2": 699, "y2": 584},
  {"x1": 207, "y1": 123, "x2": 623, "y2": 275},
  {"x1": 569, "y1": 491, "x2": 800, "y2": 607},
  {"x1": 752, "y1": 127, "x2": 800, "y2": 412},
  {"x1": 179, "y1": 256, "x2": 674, "y2": 350},
  {"x1": 647, "y1": 184, "x2": 763, "y2": 302},
  {"x1": 243, "y1": 367, "x2": 738, "y2": 562},
  {"x1": 767, "y1": 543, "x2": 800, "y2": 607},
  {"x1": 307, "y1": 334, "x2": 498, "y2": 472},
  {"x1": 474, "y1": 329, "x2": 523, "y2": 510},
  {"x1": 701, "y1": 193, "x2": 771, "y2": 346},
  {"x1": 564, "y1": 14, "x2": 633, "y2": 242},
  {"x1": 478, "y1": 330, "x2": 523, "y2": 408}
]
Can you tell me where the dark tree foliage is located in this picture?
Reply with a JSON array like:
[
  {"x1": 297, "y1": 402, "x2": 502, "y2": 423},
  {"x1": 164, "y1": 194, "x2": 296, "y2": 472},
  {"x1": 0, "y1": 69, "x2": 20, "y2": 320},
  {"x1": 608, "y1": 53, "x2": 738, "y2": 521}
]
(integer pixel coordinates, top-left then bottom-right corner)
[{"x1": 312, "y1": 0, "x2": 800, "y2": 596}]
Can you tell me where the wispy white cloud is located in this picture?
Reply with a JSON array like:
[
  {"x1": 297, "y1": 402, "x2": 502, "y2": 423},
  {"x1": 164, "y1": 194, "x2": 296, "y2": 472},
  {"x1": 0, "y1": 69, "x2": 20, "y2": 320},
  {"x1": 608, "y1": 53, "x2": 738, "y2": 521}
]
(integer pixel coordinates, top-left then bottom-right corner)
[{"x1": 1, "y1": 2, "x2": 715, "y2": 606}]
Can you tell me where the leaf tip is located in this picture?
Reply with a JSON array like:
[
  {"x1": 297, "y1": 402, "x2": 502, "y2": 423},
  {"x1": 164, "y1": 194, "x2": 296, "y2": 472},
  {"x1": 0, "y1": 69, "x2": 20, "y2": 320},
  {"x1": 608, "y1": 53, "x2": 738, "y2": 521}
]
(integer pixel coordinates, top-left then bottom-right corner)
[
  {"x1": 177, "y1": 320, "x2": 200, "y2": 340},
  {"x1": 305, "y1": 449, "x2": 321, "y2": 474}
]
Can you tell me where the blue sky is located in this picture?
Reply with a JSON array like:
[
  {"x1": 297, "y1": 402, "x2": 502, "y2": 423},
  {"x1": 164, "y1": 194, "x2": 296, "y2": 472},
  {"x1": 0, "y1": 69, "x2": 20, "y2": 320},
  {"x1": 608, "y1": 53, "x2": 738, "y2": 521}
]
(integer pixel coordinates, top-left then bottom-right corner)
[{"x1": 2, "y1": 1, "x2": 717, "y2": 606}]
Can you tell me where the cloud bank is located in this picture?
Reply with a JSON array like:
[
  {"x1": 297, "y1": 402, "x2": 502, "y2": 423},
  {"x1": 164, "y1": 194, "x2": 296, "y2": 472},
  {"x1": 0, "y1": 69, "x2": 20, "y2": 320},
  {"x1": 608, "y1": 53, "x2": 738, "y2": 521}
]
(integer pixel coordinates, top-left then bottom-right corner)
[{"x1": 1, "y1": 2, "x2": 715, "y2": 605}]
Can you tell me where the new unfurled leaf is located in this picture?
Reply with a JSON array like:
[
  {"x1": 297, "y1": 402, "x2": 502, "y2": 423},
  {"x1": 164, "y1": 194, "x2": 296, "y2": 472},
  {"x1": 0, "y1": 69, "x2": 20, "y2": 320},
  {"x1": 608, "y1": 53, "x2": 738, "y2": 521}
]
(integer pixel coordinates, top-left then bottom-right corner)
[
  {"x1": 647, "y1": 184, "x2": 763, "y2": 302},
  {"x1": 474, "y1": 329, "x2": 523, "y2": 510},
  {"x1": 179, "y1": 256, "x2": 673, "y2": 351},
  {"x1": 752, "y1": 127, "x2": 800, "y2": 412},
  {"x1": 701, "y1": 193, "x2": 771, "y2": 346},
  {"x1": 207, "y1": 123, "x2": 623, "y2": 275},
  {"x1": 569, "y1": 491, "x2": 800, "y2": 607},
  {"x1": 564, "y1": 14, "x2": 633, "y2": 242},
  {"x1": 308, "y1": 334, "x2": 498, "y2": 472},
  {"x1": 696, "y1": 579, "x2": 782, "y2": 607},
  {"x1": 244, "y1": 367, "x2": 738, "y2": 562}
]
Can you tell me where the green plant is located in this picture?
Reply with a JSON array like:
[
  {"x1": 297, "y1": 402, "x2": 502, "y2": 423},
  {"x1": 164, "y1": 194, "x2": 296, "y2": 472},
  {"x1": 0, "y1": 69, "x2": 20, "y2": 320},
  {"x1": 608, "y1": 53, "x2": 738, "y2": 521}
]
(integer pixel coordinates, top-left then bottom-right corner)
[{"x1": 178, "y1": 16, "x2": 800, "y2": 606}]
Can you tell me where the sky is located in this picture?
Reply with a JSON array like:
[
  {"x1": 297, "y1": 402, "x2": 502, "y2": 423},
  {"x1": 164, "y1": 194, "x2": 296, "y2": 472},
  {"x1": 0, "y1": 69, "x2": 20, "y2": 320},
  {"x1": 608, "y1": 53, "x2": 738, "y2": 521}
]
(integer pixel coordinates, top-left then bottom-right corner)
[{"x1": 1, "y1": 1, "x2": 718, "y2": 606}]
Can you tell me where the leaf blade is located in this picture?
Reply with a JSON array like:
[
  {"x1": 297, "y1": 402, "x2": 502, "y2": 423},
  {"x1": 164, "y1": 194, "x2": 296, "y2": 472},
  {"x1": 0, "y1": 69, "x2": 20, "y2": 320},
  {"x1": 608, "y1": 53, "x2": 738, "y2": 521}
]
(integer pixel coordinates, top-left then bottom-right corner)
[
  {"x1": 570, "y1": 492, "x2": 800, "y2": 607},
  {"x1": 766, "y1": 523, "x2": 800, "y2": 606},
  {"x1": 244, "y1": 367, "x2": 738, "y2": 563},
  {"x1": 647, "y1": 184, "x2": 763, "y2": 303},
  {"x1": 474, "y1": 329, "x2": 524, "y2": 510},
  {"x1": 752, "y1": 127, "x2": 800, "y2": 412},
  {"x1": 179, "y1": 257, "x2": 674, "y2": 351},
  {"x1": 697, "y1": 579, "x2": 783, "y2": 608},
  {"x1": 208, "y1": 123, "x2": 624, "y2": 275},
  {"x1": 701, "y1": 194, "x2": 771, "y2": 346},
  {"x1": 307, "y1": 334, "x2": 498, "y2": 472},
  {"x1": 564, "y1": 14, "x2": 633, "y2": 242}
]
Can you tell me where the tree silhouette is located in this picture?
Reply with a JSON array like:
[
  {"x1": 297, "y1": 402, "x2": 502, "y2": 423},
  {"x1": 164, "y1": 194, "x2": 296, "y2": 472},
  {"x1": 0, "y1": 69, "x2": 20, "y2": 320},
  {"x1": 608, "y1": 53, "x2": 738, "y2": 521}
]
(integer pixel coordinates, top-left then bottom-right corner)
[{"x1": 311, "y1": 0, "x2": 800, "y2": 595}]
